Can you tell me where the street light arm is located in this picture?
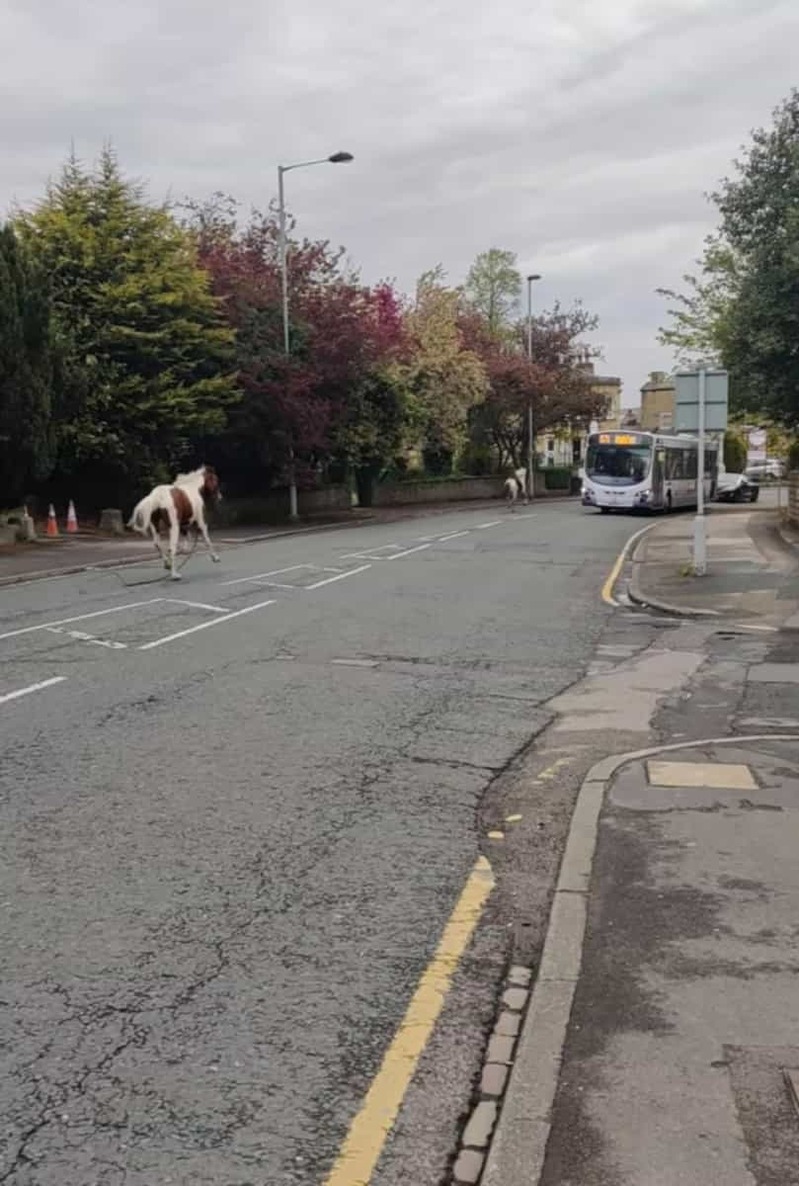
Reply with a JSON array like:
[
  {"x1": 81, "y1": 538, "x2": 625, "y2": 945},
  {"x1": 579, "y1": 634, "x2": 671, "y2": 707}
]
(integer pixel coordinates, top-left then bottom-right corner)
[
  {"x1": 279, "y1": 158, "x2": 334, "y2": 175},
  {"x1": 279, "y1": 152, "x2": 354, "y2": 175}
]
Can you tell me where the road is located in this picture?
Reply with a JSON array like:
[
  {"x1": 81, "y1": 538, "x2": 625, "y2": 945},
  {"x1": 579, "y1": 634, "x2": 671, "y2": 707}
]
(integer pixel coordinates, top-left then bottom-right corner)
[{"x1": 0, "y1": 499, "x2": 637, "y2": 1186}]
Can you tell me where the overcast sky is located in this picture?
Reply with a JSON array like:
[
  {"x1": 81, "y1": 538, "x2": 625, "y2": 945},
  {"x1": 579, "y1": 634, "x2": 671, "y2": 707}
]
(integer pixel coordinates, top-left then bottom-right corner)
[{"x1": 3, "y1": 0, "x2": 798, "y2": 406}]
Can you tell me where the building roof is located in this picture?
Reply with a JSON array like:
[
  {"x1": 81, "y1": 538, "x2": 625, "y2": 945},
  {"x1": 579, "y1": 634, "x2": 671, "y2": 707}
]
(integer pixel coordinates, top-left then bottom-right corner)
[{"x1": 640, "y1": 370, "x2": 675, "y2": 392}]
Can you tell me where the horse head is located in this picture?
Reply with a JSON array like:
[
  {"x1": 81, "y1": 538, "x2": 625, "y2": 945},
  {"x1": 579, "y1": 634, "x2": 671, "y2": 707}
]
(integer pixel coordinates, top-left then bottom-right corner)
[{"x1": 200, "y1": 464, "x2": 222, "y2": 505}]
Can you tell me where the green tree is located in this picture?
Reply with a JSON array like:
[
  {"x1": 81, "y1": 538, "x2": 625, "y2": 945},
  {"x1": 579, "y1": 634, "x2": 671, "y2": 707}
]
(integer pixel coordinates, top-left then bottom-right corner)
[
  {"x1": 464, "y1": 249, "x2": 522, "y2": 336},
  {"x1": 0, "y1": 224, "x2": 55, "y2": 504},
  {"x1": 15, "y1": 147, "x2": 236, "y2": 501},
  {"x1": 659, "y1": 89, "x2": 799, "y2": 425},
  {"x1": 723, "y1": 429, "x2": 747, "y2": 473},
  {"x1": 402, "y1": 268, "x2": 488, "y2": 464},
  {"x1": 656, "y1": 237, "x2": 739, "y2": 366}
]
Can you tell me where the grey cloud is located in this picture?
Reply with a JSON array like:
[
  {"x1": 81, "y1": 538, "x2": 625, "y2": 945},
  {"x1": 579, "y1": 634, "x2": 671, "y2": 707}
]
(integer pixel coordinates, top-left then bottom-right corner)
[{"x1": 2, "y1": 0, "x2": 799, "y2": 402}]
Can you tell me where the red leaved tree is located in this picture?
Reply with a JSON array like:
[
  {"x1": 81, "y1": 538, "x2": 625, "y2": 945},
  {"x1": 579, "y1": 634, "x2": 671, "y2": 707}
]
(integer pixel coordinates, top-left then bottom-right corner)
[
  {"x1": 187, "y1": 197, "x2": 406, "y2": 496},
  {"x1": 460, "y1": 301, "x2": 607, "y2": 469}
]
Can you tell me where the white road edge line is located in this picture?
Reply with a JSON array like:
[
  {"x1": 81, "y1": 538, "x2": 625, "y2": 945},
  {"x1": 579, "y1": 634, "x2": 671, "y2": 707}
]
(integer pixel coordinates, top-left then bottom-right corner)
[
  {"x1": 0, "y1": 600, "x2": 162, "y2": 642},
  {"x1": 0, "y1": 676, "x2": 67, "y2": 706},
  {"x1": 437, "y1": 530, "x2": 470, "y2": 541},
  {"x1": 221, "y1": 565, "x2": 313, "y2": 586},
  {"x1": 305, "y1": 565, "x2": 372, "y2": 591},
  {"x1": 475, "y1": 520, "x2": 502, "y2": 529},
  {"x1": 139, "y1": 599, "x2": 276, "y2": 650},
  {"x1": 386, "y1": 544, "x2": 431, "y2": 561},
  {"x1": 166, "y1": 599, "x2": 230, "y2": 614}
]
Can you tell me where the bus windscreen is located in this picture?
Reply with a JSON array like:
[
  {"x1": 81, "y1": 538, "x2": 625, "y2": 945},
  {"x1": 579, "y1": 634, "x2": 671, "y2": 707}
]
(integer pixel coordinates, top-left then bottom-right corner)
[{"x1": 586, "y1": 441, "x2": 650, "y2": 486}]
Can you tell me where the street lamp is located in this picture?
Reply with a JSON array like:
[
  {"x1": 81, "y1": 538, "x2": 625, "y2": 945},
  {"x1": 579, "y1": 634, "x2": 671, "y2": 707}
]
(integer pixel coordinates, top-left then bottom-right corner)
[
  {"x1": 526, "y1": 273, "x2": 542, "y2": 501},
  {"x1": 277, "y1": 151, "x2": 354, "y2": 519}
]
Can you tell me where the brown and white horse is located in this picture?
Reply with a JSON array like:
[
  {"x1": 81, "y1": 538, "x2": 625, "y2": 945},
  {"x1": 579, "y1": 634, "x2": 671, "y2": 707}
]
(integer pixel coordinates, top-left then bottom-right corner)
[{"x1": 128, "y1": 465, "x2": 221, "y2": 580}]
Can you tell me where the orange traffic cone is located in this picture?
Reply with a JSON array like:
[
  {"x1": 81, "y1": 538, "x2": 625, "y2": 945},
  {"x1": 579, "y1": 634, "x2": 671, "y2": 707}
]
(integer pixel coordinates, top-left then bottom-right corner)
[
  {"x1": 66, "y1": 499, "x2": 78, "y2": 533},
  {"x1": 46, "y1": 504, "x2": 59, "y2": 537}
]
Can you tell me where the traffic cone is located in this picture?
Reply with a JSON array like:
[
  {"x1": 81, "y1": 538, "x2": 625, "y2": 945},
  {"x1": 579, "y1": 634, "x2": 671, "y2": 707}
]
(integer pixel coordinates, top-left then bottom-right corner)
[
  {"x1": 66, "y1": 499, "x2": 78, "y2": 533},
  {"x1": 46, "y1": 504, "x2": 59, "y2": 537}
]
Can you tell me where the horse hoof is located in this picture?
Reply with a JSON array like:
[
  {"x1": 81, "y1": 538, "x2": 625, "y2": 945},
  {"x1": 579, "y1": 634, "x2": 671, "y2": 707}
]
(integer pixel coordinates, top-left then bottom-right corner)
[
  {"x1": 211, "y1": 555, "x2": 220, "y2": 563},
  {"x1": 171, "y1": 572, "x2": 182, "y2": 581}
]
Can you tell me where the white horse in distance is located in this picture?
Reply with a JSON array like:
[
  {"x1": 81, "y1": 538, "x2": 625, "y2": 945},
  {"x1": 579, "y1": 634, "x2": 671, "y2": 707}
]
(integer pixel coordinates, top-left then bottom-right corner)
[{"x1": 503, "y1": 467, "x2": 529, "y2": 509}]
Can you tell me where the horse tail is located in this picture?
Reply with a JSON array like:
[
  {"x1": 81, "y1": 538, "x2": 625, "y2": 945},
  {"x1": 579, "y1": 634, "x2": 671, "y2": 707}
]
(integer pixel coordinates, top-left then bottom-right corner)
[{"x1": 128, "y1": 497, "x2": 150, "y2": 533}]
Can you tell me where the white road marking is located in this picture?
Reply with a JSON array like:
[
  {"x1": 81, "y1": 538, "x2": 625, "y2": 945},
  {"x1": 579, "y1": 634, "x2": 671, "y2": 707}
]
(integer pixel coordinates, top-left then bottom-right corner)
[
  {"x1": 0, "y1": 676, "x2": 67, "y2": 706},
  {"x1": 305, "y1": 565, "x2": 372, "y2": 590},
  {"x1": 46, "y1": 627, "x2": 127, "y2": 650},
  {"x1": 475, "y1": 520, "x2": 502, "y2": 529},
  {"x1": 386, "y1": 544, "x2": 432, "y2": 561},
  {"x1": 0, "y1": 600, "x2": 161, "y2": 643},
  {"x1": 331, "y1": 658, "x2": 380, "y2": 668},
  {"x1": 511, "y1": 512, "x2": 537, "y2": 519},
  {"x1": 437, "y1": 530, "x2": 470, "y2": 541},
  {"x1": 166, "y1": 599, "x2": 229, "y2": 614},
  {"x1": 340, "y1": 544, "x2": 400, "y2": 559},
  {"x1": 139, "y1": 599, "x2": 276, "y2": 650},
  {"x1": 221, "y1": 565, "x2": 313, "y2": 586}
]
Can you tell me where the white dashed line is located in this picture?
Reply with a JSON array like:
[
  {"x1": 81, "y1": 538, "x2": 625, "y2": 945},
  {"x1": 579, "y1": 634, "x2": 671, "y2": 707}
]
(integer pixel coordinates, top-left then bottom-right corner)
[
  {"x1": 222, "y1": 565, "x2": 313, "y2": 587},
  {"x1": 45, "y1": 627, "x2": 127, "y2": 650},
  {"x1": 166, "y1": 599, "x2": 230, "y2": 614},
  {"x1": 305, "y1": 565, "x2": 372, "y2": 590},
  {"x1": 0, "y1": 676, "x2": 67, "y2": 706},
  {"x1": 437, "y1": 530, "x2": 470, "y2": 541},
  {"x1": 0, "y1": 600, "x2": 160, "y2": 642},
  {"x1": 386, "y1": 544, "x2": 432, "y2": 561},
  {"x1": 475, "y1": 521, "x2": 502, "y2": 529},
  {"x1": 139, "y1": 599, "x2": 276, "y2": 650}
]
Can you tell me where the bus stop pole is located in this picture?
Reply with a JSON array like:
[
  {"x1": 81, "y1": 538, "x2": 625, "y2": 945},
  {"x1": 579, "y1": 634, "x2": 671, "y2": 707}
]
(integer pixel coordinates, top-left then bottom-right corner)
[{"x1": 692, "y1": 367, "x2": 707, "y2": 575}]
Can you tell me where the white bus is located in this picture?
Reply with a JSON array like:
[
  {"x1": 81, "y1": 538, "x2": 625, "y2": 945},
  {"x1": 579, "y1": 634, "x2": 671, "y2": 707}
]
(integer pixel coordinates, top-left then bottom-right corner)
[{"x1": 581, "y1": 430, "x2": 718, "y2": 513}]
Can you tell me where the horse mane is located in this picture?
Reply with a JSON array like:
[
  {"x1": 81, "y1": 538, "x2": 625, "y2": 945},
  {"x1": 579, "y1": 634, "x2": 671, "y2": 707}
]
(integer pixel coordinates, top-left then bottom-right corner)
[{"x1": 174, "y1": 466, "x2": 206, "y2": 487}]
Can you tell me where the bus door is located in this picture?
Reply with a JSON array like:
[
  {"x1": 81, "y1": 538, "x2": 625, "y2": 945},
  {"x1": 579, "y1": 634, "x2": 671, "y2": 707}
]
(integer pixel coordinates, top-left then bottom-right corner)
[{"x1": 652, "y1": 447, "x2": 666, "y2": 508}]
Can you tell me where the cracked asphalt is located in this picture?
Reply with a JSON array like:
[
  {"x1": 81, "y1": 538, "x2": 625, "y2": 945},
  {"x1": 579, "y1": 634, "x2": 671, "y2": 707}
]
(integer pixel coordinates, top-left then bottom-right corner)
[{"x1": 1, "y1": 500, "x2": 637, "y2": 1186}]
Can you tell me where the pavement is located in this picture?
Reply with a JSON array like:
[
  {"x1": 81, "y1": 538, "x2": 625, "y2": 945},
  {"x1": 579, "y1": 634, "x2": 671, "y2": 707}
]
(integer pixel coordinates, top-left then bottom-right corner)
[
  {"x1": 628, "y1": 496, "x2": 799, "y2": 625},
  {"x1": 480, "y1": 498, "x2": 799, "y2": 1186}
]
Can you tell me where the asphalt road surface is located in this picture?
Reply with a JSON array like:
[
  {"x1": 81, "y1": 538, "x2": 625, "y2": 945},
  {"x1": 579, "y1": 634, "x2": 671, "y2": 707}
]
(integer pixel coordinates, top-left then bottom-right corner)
[{"x1": 0, "y1": 500, "x2": 637, "y2": 1186}]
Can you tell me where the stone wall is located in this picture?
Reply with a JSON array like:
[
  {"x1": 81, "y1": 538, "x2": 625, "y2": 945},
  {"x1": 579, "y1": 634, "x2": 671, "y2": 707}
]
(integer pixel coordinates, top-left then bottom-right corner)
[
  {"x1": 373, "y1": 476, "x2": 505, "y2": 506},
  {"x1": 217, "y1": 474, "x2": 574, "y2": 525}
]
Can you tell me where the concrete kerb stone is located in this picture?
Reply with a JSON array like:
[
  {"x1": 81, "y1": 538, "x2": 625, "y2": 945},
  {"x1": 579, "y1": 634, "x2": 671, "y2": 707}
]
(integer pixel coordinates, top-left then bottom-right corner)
[{"x1": 480, "y1": 730, "x2": 799, "y2": 1186}]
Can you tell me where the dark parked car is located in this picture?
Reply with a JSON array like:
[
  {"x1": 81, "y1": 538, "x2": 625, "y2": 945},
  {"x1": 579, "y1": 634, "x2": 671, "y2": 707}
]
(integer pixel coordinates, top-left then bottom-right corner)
[{"x1": 715, "y1": 470, "x2": 760, "y2": 503}]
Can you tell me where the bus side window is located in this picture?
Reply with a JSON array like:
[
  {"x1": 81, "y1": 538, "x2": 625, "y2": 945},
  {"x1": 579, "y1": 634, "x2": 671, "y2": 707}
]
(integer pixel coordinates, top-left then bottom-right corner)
[{"x1": 665, "y1": 448, "x2": 681, "y2": 480}]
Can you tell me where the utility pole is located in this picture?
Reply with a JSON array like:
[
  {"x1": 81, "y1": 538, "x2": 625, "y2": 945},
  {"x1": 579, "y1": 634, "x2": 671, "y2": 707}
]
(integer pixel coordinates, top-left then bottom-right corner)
[
  {"x1": 526, "y1": 273, "x2": 542, "y2": 501},
  {"x1": 277, "y1": 152, "x2": 353, "y2": 519}
]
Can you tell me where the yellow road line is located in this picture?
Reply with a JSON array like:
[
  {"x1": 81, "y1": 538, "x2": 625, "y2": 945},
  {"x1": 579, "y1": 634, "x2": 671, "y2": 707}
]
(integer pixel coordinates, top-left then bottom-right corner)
[
  {"x1": 323, "y1": 856, "x2": 495, "y2": 1186},
  {"x1": 601, "y1": 522, "x2": 657, "y2": 606},
  {"x1": 537, "y1": 757, "x2": 570, "y2": 781}
]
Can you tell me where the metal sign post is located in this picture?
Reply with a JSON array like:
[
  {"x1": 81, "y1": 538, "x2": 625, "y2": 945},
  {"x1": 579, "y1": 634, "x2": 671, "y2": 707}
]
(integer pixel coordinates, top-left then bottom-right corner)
[
  {"x1": 693, "y1": 368, "x2": 707, "y2": 575},
  {"x1": 674, "y1": 367, "x2": 729, "y2": 578}
]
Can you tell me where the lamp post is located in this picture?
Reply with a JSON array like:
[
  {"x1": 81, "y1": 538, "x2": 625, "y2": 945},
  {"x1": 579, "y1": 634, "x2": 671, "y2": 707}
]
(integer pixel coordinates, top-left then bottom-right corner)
[
  {"x1": 277, "y1": 151, "x2": 354, "y2": 519},
  {"x1": 526, "y1": 273, "x2": 542, "y2": 501}
]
